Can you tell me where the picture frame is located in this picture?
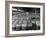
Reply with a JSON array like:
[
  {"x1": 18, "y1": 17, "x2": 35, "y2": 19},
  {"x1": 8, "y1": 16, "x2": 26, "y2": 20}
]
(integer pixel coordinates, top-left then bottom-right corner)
[{"x1": 5, "y1": 1, "x2": 45, "y2": 37}]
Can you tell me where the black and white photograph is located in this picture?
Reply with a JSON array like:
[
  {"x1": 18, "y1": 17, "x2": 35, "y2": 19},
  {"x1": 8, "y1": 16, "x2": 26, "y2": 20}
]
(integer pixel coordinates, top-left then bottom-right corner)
[
  {"x1": 5, "y1": 1, "x2": 45, "y2": 37},
  {"x1": 8, "y1": 3, "x2": 45, "y2": 36},
  {"x1": 12, "y1": 7, "x2": 40, "y2": 31}
]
